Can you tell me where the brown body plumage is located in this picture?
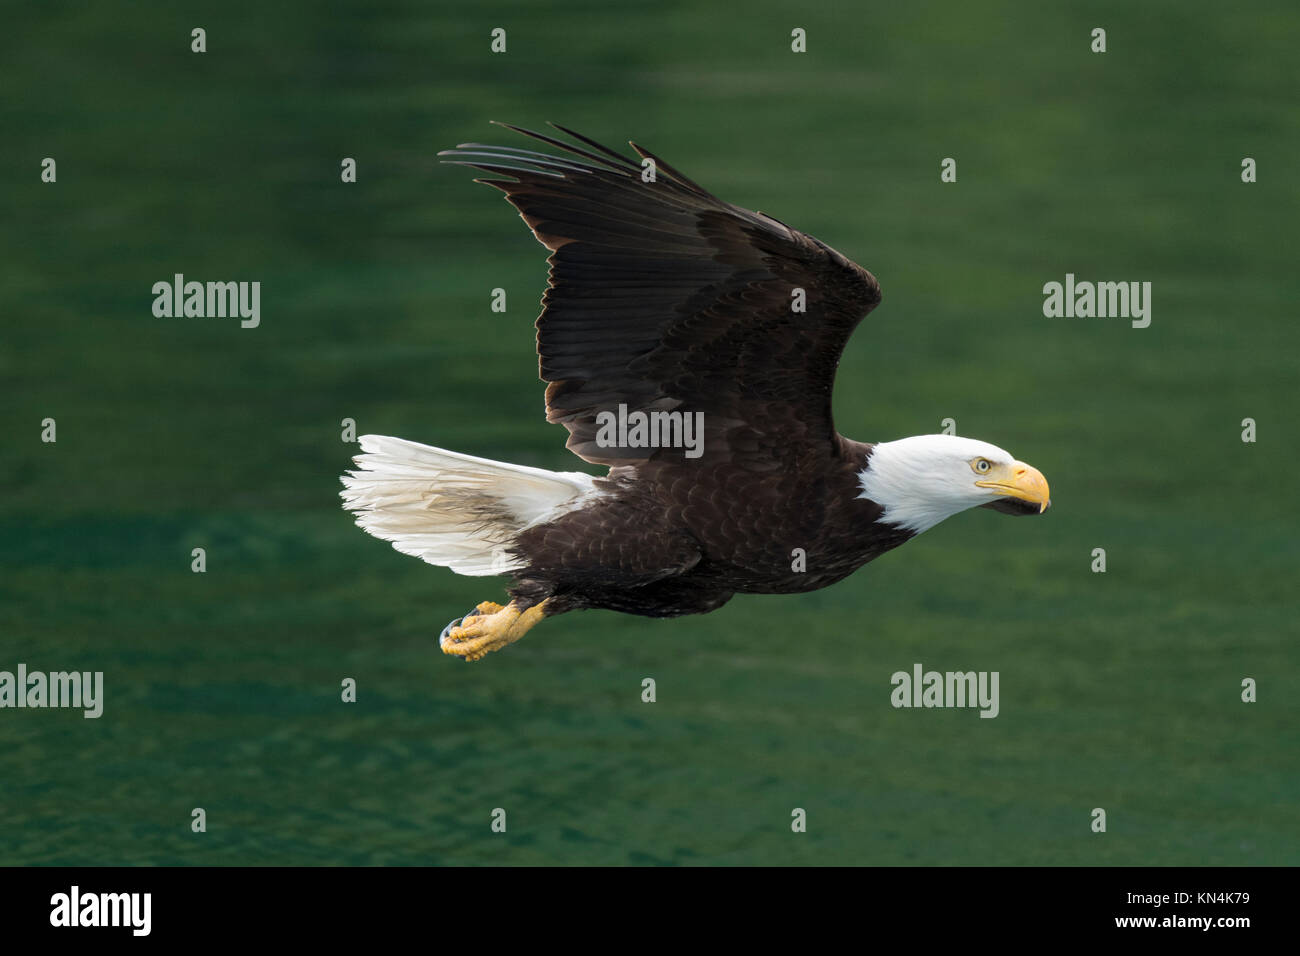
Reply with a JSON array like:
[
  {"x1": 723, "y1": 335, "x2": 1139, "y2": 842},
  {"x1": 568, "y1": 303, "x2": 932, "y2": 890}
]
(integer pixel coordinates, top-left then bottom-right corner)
[{"x1": 509, "y1": 437, "x2": 911, "y2": 617}]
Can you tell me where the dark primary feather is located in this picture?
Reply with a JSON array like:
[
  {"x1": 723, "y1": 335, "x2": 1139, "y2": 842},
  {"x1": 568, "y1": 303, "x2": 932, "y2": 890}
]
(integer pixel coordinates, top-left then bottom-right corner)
[{"x1": 437, "y1": 123, "x2": 882, "y2": 467}]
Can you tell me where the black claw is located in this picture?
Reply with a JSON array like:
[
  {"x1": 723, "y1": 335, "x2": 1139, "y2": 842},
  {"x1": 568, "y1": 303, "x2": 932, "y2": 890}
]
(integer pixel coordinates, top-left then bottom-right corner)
[
  {"x1": 440, "y1": 607, "x2": 484, "y2": 645},
  {"x1": 439, "y1": 616, "x2": 464, "y2": 643}
]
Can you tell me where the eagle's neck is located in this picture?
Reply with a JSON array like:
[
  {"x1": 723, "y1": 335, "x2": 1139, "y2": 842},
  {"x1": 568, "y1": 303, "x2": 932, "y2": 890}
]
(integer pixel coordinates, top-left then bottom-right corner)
[{"x1": 855, "y1": 436, "x2": 973, "y2": 535}]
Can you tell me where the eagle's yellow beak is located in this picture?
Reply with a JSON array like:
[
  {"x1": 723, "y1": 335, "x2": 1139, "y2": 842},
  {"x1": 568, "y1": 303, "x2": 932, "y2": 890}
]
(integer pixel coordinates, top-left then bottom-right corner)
[{"x1": 976, "y1": 461, "x2": 1051, "y2": 513}]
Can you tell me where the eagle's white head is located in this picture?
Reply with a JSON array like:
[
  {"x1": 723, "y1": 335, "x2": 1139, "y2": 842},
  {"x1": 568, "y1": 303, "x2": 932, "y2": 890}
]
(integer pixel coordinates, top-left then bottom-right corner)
[{"x1": 857, "y1": 434, "x2": 1051, "y2": 535}]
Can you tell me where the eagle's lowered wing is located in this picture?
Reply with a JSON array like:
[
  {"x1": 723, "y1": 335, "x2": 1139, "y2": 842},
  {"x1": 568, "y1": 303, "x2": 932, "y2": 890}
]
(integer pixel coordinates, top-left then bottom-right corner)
[{"x1": 439, "y1": 124, "x2": 881, "y2": 468}]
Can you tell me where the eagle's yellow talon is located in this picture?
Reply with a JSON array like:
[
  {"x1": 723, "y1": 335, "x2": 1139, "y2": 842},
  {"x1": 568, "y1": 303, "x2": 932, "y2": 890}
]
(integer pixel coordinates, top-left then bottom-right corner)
[{"x1": 439, "y1": 600, "x2": 549, "y2": 661}]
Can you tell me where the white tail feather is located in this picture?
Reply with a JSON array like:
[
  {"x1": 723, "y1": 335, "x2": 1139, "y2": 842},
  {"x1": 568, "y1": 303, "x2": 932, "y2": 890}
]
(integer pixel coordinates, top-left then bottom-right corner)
[{"x1": 340, "y1": 435, "x2": 598, "y2": 576}]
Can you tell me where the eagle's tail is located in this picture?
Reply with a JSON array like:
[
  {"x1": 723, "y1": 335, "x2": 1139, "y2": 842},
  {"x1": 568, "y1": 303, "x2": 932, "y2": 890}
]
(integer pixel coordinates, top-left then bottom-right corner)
[{"x1": 340, "y1": 435, "x2": 597, "y2": 576}]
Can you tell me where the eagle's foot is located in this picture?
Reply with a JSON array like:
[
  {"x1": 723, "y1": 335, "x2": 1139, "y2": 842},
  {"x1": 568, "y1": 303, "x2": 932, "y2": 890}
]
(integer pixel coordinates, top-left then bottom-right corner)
[
  {"x1": 438, "y1": 601, "x2": 505, "y2": 647},
  {"x1": 467, "y1": 600, "x2": 505, "y2": 619},
  {"x1": 439, "y1": 600, "x2": 547, "y2": 662}
]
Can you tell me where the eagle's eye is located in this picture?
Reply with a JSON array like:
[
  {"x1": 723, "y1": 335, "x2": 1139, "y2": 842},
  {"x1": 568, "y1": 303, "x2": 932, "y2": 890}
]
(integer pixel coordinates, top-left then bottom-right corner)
[{"x1": 972, "y1": 458, "x2": 992, "y2": 474}]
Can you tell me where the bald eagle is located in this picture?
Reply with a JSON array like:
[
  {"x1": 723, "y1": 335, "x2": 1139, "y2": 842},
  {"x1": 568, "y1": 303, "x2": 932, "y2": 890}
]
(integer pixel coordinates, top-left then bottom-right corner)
[{"x1": 340, "y1": 124, "x2": 1051, "y2": 661}]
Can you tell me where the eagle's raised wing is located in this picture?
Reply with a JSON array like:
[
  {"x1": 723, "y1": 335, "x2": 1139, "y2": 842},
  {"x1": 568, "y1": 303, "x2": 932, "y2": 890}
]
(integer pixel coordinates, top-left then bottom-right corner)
[{"x1": 439, "y1": 124, "x2": 881, "y2": 468}]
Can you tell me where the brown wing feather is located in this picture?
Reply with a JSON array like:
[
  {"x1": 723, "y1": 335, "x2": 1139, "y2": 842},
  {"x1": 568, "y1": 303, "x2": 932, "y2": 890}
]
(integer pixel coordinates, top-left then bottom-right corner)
[{"x1": 438, "y1": 124, "x2": 882, "y2": 467}]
